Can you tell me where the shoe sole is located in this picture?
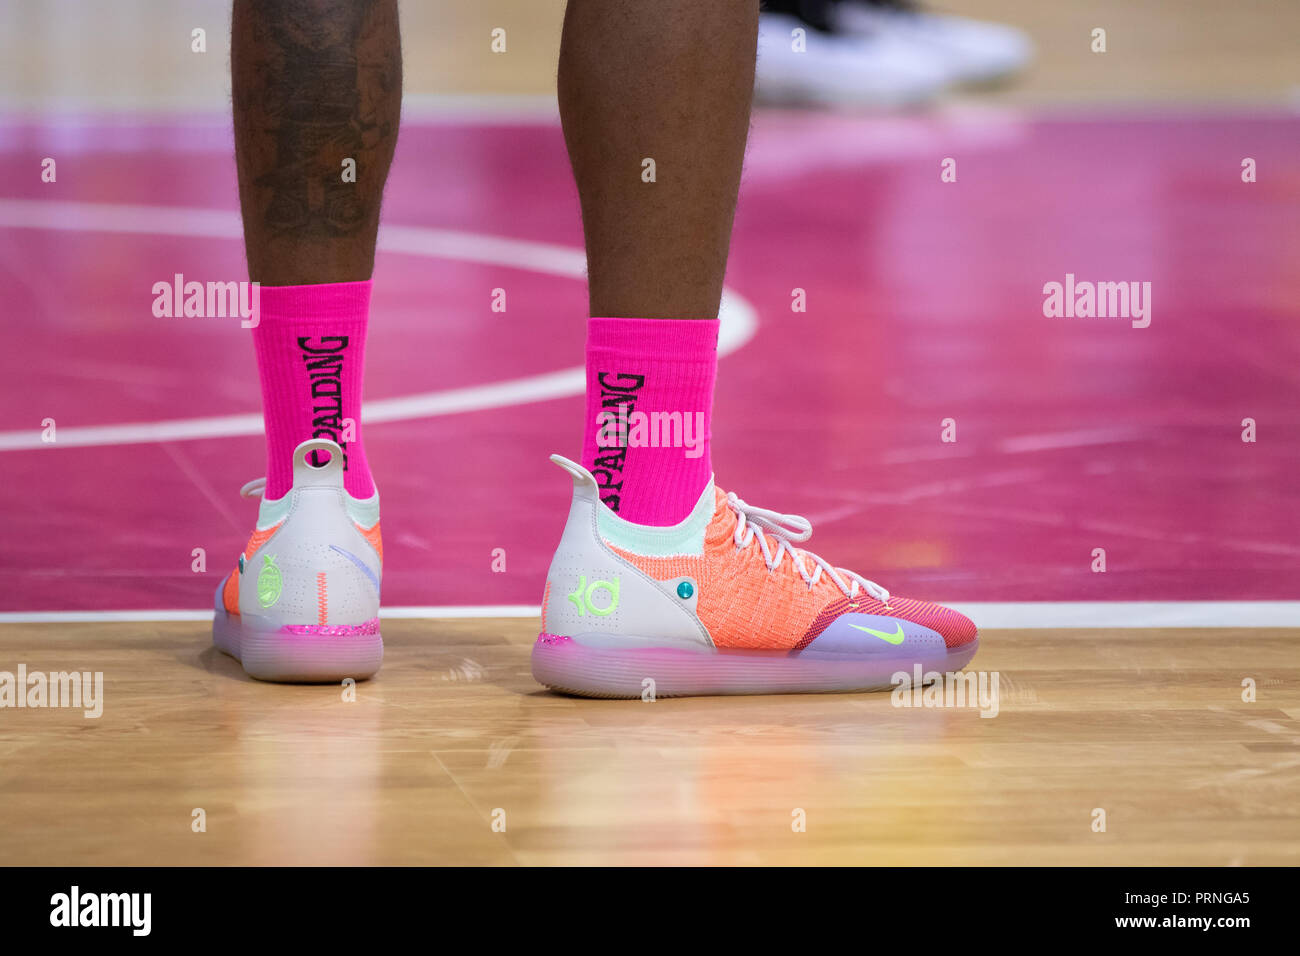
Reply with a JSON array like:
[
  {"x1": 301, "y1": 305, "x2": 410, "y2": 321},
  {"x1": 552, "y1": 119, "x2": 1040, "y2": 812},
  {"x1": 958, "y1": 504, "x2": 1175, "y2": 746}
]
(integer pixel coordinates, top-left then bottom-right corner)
[
  {"x1": 213, "y1": 609, "x2": 383, "y2": 683},
  {"x1": 532, "y1": 633, "x2": 979, "y2": 699}
]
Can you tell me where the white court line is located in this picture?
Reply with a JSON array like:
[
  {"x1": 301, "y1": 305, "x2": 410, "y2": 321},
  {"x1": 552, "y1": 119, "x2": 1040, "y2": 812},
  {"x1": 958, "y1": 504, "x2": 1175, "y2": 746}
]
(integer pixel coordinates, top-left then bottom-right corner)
[
  {"x1": 0, "y1": 199, "x2": 758, "y2": 451},
  {"x1": 1, "y1": 603, "x2": 1296, "y2": 628},
  {"x1": 946, "y1": 602, "x2": 1300, "y2": 629},
  {"x1": 0, "y1": 606, "x2": 539, "y2": 624},
  {"x1": 996, "y1": 425, "x2": 1148, "y2": 455}
]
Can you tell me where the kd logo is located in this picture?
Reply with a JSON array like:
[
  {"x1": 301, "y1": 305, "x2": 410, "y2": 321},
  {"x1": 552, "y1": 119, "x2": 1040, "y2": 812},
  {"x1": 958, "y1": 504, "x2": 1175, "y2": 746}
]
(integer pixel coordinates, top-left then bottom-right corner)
[{"x1": 567, "y1": 575, "x2": 620, "y2": 616}]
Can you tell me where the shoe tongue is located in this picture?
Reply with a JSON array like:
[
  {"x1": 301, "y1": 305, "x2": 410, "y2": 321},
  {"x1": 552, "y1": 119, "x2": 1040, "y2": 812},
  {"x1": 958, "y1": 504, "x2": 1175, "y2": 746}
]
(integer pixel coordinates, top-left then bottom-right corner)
[{"x1": 707, "y1": 487, "x2": 737, "y2": 541}]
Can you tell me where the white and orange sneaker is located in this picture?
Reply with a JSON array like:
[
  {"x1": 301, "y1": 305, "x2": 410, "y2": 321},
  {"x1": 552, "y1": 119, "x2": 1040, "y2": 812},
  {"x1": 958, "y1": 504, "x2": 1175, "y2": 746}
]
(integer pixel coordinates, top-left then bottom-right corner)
[
  {"x1": 533, "y1": 455, "x2": 978, "y2": 698},
  {"x1": 213, "y1": 439, "x2": 383, "y2": 682}
]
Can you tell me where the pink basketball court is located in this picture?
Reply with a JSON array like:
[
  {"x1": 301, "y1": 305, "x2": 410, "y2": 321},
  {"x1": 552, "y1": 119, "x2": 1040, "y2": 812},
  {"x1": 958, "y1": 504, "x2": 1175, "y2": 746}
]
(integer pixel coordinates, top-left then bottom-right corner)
[{"x1": 2, "y1": 111, "x2": 1297, "y2": 613}]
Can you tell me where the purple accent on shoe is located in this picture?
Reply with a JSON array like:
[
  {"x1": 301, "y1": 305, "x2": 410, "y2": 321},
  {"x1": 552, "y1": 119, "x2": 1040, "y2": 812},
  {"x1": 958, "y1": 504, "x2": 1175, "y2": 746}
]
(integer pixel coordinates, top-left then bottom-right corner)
[
  {"x1": 795, "y1": 613, "x2": 945, "y2": 658},
  {"x1": 280, "y1": 618, "x2": 381, "y2": 638},
  {"x1": 537, "y1": 633, "x2": 572, "y2": 647},
  {"x1": 329, "y1": 544, "x2": 380, "y2": 596}
]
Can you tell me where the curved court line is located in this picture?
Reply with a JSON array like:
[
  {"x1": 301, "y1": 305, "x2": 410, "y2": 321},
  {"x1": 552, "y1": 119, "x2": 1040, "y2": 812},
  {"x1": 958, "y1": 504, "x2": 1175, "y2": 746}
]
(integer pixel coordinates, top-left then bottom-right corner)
[{"x1": 0, "y1": 199, "x2": 758, "y2": 451}]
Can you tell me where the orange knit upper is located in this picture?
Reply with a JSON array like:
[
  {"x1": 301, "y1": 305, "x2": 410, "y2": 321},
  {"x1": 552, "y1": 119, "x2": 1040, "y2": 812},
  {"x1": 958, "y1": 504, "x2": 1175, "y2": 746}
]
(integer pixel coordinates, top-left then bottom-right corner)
[
  {"x1": 608, "y1": 489, "x2": 845, "y2": 650},
  {"x1": 607, "y1": 488, "x2": 977, "y2": 652},
  {"x1": 220, "y1": 520, "x2": 285, "y2": 616}
]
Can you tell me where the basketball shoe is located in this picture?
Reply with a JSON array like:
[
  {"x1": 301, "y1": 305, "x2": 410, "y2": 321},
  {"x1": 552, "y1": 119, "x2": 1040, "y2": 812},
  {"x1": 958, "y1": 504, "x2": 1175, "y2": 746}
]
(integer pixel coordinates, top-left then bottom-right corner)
[
  {"x1": 756, "y1": 3, "x2": 950, "y2": 109},
  {"x1": 213, "y1": 438, "x2": 383, "y2": 682},
  {"x1": 834, "y1": 0, "x2": 1034, "y2": 88},
  {"x1": 533, "y1": 455, "x2": 978, "y2": 698}
]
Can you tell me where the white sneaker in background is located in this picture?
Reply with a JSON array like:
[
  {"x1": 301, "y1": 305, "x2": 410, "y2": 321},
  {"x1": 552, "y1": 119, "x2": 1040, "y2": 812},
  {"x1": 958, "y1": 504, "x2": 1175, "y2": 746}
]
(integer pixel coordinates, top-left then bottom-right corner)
[
  {"x1": 756, "y1": 11, "x2": 951, "y2": 109},
  {"x1": 834, "y1": 1, "x2": 1034, "y2": 87}
]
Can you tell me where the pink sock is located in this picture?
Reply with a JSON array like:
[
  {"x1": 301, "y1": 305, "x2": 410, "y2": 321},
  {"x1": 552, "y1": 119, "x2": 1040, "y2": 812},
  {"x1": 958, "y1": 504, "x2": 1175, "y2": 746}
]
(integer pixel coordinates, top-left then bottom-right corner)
[
  {"x1": 581, "y1": 316, "x2": 719, "y2": 525},
  {"x1": 252, "y1": 281, "x2": 374, "y2": 499}
]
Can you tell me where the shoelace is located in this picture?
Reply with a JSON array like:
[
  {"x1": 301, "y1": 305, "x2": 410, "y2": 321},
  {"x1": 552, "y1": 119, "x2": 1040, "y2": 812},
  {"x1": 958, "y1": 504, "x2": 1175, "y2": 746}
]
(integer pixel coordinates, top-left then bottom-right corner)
[
  {"x1": 240, "y1": 477, "x2": 267, "y2": 499},
  {"x1": 726, "y1": 492, "x2": 890, "y2": 603}
]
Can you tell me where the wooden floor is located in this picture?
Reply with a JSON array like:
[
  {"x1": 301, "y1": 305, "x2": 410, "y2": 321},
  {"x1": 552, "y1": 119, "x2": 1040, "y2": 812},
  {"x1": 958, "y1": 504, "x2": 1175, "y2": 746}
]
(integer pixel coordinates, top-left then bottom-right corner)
[
  {"x1": 3, "y1": 0, "x2": 1299, "y2": 109},
  {"x1": 1, "y1": 621, "x2": 1297, "y2": 865}
]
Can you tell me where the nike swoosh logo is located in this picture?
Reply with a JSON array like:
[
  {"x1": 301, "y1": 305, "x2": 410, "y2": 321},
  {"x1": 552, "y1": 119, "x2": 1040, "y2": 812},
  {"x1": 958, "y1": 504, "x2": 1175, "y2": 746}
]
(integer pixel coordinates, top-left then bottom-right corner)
[
  {"x1": 329, "y1": 545, "x2": 381, "y2": 597},
  {"x1": 847, "y1": 621, "x2": 906, "y2": 645}
]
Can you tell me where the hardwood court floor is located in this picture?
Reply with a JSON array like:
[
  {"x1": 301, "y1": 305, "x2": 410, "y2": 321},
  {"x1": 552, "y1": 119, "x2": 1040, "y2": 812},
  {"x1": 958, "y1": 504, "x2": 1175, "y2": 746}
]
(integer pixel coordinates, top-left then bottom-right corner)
[
  {"x1": 1, "y1": 620, "x2": 1296, "y2": 865},
  {"x1": 5, "y1": 0, "x2": 1299, "y2": 107}
]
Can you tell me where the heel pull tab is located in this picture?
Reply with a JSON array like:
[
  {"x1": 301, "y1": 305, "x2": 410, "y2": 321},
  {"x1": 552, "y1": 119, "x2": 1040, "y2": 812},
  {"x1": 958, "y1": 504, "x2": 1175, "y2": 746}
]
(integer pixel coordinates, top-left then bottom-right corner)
[
  {"x1": 293, "y1": 439, "x2": 346, "y2": 489},
  {"x1": 549, "y1": 454, "x2": 600, "y2": 503}
]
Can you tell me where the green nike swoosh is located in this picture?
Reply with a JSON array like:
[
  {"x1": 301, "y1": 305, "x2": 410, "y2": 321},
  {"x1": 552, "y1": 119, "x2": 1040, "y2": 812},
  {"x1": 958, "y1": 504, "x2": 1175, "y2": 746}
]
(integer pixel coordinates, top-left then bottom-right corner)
[{"x1": 847, "y1": 621, "x2": 906, "y2": 645}]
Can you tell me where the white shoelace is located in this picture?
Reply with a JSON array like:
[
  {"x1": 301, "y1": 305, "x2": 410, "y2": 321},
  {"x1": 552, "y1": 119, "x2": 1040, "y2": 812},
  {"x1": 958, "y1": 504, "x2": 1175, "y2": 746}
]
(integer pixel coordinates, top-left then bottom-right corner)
[{"x1": 725, "y1": 492, "x2": 890, "y2": 603}]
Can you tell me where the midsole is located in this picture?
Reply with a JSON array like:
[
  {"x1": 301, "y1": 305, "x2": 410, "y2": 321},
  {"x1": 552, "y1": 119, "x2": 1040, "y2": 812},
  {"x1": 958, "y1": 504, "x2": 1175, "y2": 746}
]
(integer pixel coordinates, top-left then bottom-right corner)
[
  {"x1": 532, "y1": 632, "x2": 980, "y2": 697},
  {"x1": 280, "y1": 619, "x2": 381, "y2": 637},
  {"x1": 539, "y1": 632, "x2": 974, "y2": 663}
]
